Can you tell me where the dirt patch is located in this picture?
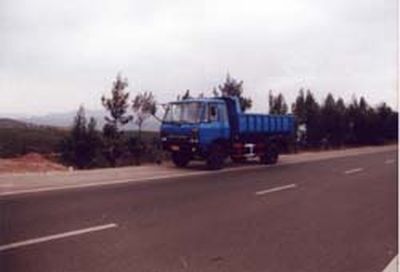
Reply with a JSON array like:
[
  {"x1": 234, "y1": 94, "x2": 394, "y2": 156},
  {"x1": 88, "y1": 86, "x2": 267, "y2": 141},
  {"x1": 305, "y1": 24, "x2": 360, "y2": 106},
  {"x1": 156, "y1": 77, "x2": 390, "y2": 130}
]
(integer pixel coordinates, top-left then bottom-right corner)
[{"x1": 0, "y1": 153, "x2": 66, "y2": 174}]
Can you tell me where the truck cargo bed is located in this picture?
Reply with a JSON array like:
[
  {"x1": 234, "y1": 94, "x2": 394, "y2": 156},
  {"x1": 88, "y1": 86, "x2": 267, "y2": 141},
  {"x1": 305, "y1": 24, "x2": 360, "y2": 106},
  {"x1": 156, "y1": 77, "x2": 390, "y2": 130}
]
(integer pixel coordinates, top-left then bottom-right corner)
[{"x1": 238, "y1": 114, "x2": 294, "y2": 135}]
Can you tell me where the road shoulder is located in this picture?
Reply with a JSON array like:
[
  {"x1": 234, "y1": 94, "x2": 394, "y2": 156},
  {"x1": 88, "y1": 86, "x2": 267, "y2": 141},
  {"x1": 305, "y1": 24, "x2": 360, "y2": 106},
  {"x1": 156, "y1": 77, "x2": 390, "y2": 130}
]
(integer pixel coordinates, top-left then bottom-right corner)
[{"x1": 0, "y1": 144, "x2": 397, "y2": 197}]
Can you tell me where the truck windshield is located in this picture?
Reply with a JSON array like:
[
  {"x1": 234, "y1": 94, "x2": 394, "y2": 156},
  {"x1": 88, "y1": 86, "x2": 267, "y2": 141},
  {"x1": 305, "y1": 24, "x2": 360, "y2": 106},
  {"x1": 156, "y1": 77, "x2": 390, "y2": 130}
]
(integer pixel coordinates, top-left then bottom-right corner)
[{"x1": 163, "y1": 102, "x2": 204, "y2": 124}]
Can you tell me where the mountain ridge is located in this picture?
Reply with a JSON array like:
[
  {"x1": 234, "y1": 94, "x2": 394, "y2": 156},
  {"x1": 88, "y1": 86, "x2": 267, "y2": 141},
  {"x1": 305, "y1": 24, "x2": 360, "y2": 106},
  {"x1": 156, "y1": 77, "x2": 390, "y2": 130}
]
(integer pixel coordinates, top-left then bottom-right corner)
[{"x1": 2, "y1": 110, "x2": 162, "y2": 131}]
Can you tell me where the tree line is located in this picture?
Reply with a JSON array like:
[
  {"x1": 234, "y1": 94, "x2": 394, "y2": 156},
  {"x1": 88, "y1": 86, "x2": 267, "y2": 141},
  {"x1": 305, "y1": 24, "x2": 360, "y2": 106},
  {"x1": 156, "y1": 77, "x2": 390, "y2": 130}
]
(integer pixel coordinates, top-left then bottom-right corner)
[
  {"x1": 269, "y1": 89, "x2": 398, "y2": 149},
  {"x1": 61, "y1": 74, "x2": 398, "y2": 169}
]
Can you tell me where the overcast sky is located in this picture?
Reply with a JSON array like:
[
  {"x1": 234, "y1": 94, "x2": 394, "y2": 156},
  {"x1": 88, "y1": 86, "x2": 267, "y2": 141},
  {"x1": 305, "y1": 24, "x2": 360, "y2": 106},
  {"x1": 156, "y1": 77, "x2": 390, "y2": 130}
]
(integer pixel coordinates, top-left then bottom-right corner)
[{"x1": 0, "y1": 0, "x2": 397, "y2": 116}]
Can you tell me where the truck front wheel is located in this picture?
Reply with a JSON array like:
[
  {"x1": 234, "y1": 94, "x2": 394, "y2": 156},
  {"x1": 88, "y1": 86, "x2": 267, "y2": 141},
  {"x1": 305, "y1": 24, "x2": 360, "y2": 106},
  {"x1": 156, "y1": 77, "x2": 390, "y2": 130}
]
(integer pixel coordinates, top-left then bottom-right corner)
[
  {"x1": 206, "y1": 143, "x2": 226, "y2": 170},
  {"x1": 261, "y1": 143, "x2": 279, "y2": 165},
  {"x1": 171, "y1": 152, "x2": 191, "y2": 168}
]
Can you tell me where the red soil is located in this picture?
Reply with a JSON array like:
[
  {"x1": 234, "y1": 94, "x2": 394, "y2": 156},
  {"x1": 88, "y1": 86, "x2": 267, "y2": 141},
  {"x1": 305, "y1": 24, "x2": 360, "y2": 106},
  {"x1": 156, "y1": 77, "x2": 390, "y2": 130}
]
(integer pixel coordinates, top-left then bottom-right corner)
[{"x1": 0, "y1": 153, "x2": 66, "y2": 174}]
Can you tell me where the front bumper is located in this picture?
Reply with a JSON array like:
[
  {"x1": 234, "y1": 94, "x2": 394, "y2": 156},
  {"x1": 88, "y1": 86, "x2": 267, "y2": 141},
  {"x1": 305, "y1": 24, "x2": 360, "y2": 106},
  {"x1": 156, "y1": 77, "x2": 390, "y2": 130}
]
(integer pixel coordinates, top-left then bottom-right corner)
[{"x1": 161, "y1": 137, "x2": 202, "y2": 155}]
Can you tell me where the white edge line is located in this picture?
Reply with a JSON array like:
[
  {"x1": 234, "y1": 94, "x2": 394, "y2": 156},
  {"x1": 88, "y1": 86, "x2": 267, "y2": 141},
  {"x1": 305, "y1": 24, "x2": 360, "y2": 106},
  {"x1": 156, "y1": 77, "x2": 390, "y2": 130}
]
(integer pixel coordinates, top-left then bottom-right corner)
[
  {"x1": 0, "y1": 164, "x2": 273, "y2": 197},
  {"x1": 0, "y1": 223, "x2": 118, "y2": 252},
  {"x1": 382, "y1": 255, "x2": 398, "y2": 272},
  {"x1": 344, "y1": 168, "x2": 364, "y2": 175},
  {"x1": 255, "y1": 184, "x2": 297, "y2": 196},
  {"x1": 385, "y1": 159, "x2": 395, "y2": 164}
]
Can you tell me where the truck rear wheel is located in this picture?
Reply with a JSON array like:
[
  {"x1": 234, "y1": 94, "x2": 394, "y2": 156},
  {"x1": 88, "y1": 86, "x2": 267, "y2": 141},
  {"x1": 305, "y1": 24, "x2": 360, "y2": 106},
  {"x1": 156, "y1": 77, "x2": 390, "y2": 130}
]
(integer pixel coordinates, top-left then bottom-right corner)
[
  {"x1": 207, "y1": 143, "x2": 226, "y2": 170},
  {"x1": 171, "y1": 152, "x2": 191, "y2": 168},
  {"x1": 261, "y1": 143, "x2": 279, "y2": 165}
]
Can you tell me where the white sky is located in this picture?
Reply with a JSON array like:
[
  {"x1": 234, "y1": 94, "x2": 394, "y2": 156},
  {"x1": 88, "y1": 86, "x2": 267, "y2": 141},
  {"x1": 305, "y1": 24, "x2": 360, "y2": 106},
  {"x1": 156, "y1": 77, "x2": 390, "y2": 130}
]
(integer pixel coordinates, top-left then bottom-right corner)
[{"x1": 0, "y1": 0, "x2": 398, "y2": 115}]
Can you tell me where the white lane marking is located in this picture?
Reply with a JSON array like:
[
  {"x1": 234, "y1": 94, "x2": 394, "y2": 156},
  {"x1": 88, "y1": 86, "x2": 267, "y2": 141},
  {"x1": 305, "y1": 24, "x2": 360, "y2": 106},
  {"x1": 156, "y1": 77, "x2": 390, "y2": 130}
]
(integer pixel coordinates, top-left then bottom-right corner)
[
  {"x1": 385, "y1": 159, "x2": 395, "y2": 164},
  {"x1": 382, "y1": 255, "x2": 397, "y2": 272},
  {"x1": 344, "y1": 168, "x2": 364, "y2": 175},
  {"x1": 0, "y1": 223, "x2": 117, "y2": 252},
  {"x1": 255, "y1": 184, "x2": 297, "y2": 196}
]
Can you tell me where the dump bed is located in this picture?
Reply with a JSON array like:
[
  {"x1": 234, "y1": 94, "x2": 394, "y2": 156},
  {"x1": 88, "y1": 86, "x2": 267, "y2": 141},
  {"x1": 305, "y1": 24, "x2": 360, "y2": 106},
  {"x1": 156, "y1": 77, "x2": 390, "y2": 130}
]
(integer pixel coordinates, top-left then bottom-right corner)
[{"x1": 237, "y1": 114, "x2": 294, "y2": 135}]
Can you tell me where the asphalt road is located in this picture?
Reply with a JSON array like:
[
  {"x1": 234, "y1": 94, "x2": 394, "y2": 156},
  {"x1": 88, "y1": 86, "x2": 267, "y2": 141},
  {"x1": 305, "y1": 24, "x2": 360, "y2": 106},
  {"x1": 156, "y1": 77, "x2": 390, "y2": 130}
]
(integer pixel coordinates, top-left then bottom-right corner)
[{"x1": 0, "y1": 149, "x2": 397, "y2": 272}]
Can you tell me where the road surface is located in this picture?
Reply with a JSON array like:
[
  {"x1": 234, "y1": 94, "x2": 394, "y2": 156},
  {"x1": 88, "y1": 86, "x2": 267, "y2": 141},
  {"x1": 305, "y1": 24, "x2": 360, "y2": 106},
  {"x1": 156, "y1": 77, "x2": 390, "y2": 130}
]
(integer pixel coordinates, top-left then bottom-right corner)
[{"x1": 0, "y1": 148, "x2": 397, "y2": 272}]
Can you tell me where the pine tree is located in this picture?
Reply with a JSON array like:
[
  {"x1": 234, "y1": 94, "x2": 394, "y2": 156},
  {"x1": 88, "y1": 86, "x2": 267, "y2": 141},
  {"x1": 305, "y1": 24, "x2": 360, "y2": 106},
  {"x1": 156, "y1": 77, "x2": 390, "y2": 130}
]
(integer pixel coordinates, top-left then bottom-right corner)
[
  {"x1": 268, "y1": 90, "x2": 288, "y2": 114},
  {"x1": 101, "y1": 74, "x2": 133, "y2": 166},
  {"x1": 320, "y1": 93, "x2": 336, "y2": 147},
  {"x1": 304, "y1": 90, "x2": 321, "y2": 147},
  {"x1": 216, "y1": 74, "x2": 252, "y2": 112},
  {"x1": 86, "y1": 117, "x2": 103, "y2": 167},
  {"x1": 60, "y1": 106, "x2": 101, "y2": 169},
  {"x1": 291, "y1": 89, "x2": 306, "y2": 125},
  {"x1": 335, "y1": 97, "x2": 347, "y2": 146},
  {"x1": 377, "y1": 103, "x2": 398, "y2": 140},
  {"x1": 132, "y1": 92, "x2": 157, "y2": 144}
]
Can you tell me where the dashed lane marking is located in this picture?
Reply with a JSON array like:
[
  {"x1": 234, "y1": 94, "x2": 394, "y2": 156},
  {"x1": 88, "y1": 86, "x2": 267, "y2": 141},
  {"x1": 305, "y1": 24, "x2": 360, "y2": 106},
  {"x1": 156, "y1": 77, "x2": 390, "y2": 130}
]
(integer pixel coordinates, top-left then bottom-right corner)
[
  {"x1": 344, "y1": 168, "x2": 364, "y2": 175},
  {"x1": 0, "y1": 223, "x2": 118, "y2": 252},
  {"x1": 255, "y1": 184, "x2": 297, "y2": 196}
]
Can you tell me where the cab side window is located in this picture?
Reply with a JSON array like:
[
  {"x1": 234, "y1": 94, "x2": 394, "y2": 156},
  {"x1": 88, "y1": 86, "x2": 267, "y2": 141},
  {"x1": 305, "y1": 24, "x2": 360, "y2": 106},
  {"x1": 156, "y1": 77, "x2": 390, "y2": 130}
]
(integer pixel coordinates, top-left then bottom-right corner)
[
  {"x1": 208, "y1": 104, "x2": 219, "y2": 122},
  {"x1": 218, "y1": 103, "x2": 228, "y2": 123}
]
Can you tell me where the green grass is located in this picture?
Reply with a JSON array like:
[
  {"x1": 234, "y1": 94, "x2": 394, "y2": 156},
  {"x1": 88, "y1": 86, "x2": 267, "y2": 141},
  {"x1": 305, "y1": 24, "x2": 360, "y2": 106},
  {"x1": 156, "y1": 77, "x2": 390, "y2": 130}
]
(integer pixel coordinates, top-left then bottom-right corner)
[{"x1": 0, "y1": 127, "x2": 68, "y2": 158}]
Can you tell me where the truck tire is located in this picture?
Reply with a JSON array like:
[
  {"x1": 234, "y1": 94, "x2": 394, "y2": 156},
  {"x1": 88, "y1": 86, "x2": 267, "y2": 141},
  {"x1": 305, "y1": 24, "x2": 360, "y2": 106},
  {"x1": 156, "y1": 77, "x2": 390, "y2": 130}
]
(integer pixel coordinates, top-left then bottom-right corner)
[
  {"x1": 261, "y1": 143, "x2": 279, "y2": 165},
  {"x1": 171, "y1": 152, "x2": 190, "y2": 168},
  {"x1": 206, "y1": 143, "x2": 226, "y2": 170}
]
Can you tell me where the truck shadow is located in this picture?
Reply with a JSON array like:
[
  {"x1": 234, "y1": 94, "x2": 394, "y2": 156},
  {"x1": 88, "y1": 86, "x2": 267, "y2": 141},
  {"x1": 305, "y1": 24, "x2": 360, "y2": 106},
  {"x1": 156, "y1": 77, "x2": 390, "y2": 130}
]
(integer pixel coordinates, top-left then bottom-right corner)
[{"x1": 183, "y1": 159, "x2": 261, "y2": 171}]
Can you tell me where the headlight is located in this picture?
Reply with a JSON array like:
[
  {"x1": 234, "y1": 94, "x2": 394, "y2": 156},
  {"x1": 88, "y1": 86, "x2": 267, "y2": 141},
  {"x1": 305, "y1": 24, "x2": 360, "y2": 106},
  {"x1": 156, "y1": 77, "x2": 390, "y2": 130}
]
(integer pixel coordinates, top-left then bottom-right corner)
[{"x1": 160, "y1": 131, "x2": 168, "y2": 141}]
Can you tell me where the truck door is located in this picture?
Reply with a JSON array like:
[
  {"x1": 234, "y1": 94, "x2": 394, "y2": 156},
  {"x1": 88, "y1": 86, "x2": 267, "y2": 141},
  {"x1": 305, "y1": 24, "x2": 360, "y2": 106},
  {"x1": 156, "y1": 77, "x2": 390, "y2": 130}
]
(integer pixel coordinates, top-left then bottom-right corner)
[
  {"x1": 200, "y1": 103, "x2": 230, "y2": 146},
  {"x1": 217, "y1": 103, "x2": 230, "y2": 139}
]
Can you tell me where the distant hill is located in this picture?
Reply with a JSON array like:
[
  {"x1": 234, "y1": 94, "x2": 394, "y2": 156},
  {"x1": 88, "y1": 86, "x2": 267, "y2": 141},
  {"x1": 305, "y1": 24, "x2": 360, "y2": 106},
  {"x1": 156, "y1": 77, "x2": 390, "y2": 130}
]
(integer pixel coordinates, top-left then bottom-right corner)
[
  {"x1": 0, "y1": 118, "x2": 33, "y2": 129},
  {"x1": 21, "y1": 110, "x2": 161, "y2": 132},
  {"x1": 0, "y1": 116, "x2": 160, "y2": 158},
  {"x1": 0, "y1": 118, "x2": 68, "y2": 158},
  {"x1": 0, "y1": 109, "x2": 163, "y2": 158}
]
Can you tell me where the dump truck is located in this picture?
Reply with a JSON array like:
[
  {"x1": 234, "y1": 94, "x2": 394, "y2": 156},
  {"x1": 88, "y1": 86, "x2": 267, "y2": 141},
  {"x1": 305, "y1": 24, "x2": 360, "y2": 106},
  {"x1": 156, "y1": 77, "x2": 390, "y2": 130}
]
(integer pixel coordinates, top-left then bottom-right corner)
[{"x1": 160, "y1": 96, "x2": 295, "y2": 169}]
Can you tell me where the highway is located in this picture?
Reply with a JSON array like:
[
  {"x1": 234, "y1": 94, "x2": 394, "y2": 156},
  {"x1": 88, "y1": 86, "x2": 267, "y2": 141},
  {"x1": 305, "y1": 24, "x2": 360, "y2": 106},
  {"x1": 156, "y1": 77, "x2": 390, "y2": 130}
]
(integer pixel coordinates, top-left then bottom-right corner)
[{"x1": 0, "y1": 149, "x2": 397, "y2": 272}]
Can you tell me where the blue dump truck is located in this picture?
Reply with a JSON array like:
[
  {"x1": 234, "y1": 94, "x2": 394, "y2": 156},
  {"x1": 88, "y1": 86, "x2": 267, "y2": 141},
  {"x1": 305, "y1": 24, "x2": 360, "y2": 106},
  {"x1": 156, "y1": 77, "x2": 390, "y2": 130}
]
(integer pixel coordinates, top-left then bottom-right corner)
[{"x1": 161, "y1": 96, "x2": 295, "y2": 169}]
